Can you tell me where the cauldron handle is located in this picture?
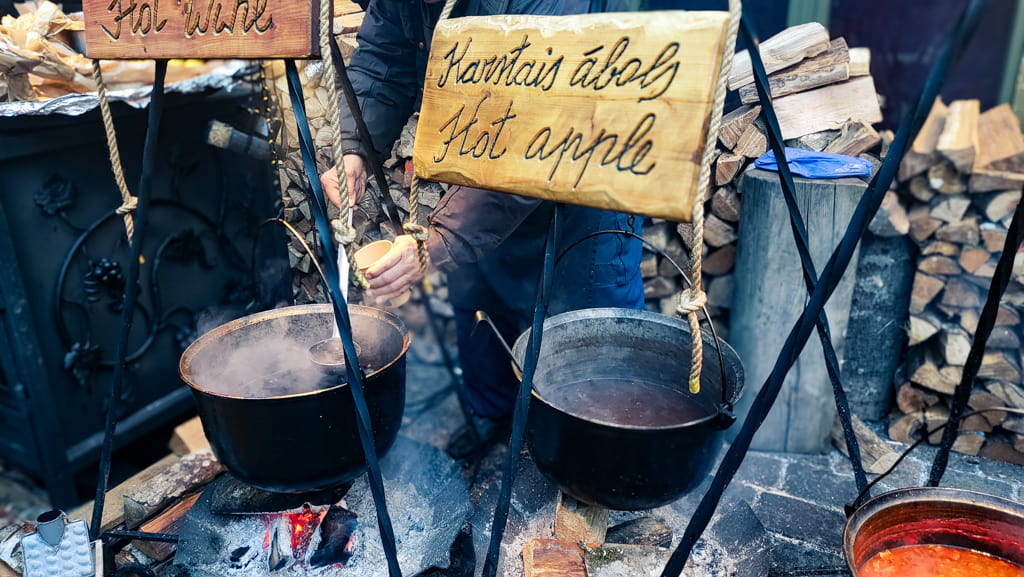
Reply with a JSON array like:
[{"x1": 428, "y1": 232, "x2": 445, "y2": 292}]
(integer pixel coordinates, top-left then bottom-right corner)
[{"x1": 555, "y1": 230, "x2": 735, "y2": 424}]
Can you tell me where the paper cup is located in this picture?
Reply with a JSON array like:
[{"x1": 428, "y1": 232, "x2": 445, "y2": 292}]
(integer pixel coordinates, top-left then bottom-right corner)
[{"x1": 353, "y1": 240, "x2": 411, "y2": 307}]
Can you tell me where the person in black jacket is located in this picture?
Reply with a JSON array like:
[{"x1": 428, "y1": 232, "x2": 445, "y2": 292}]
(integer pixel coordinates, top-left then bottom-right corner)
[{"x1": 322, "y1": 0, "x2": 645, "y2": 462}]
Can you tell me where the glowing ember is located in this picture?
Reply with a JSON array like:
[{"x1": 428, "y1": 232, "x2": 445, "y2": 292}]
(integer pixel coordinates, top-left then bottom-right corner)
[{"x1": 286, "y1": 507, "x2": 326, "y2": 560}]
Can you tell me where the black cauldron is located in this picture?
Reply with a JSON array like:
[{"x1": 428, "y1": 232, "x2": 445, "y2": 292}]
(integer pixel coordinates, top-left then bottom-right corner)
[
  {"x1": 513, "y1": 308, "x2": 743, "y2": 511},
  {"x1": 179, "y1": 304, "x2": 409, "y2": 493}
]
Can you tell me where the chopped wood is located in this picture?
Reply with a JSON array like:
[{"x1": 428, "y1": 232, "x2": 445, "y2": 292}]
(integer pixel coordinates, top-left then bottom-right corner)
[
  {"x1": 134, "y1": 492, "x2": 202, "y2": 561},
  {"x1": 979, "y1": 438, "x2": 1024, "y2": 466},
  {"x1": 909, "y1": 272, "x2": 945, "y2": 314},
  {"x1": 939, "y1": 328, "x2": 972, "y2": 366},
  {"x1": 786, "y1": 129, "x2": 840, "y2": 151},
  {"x1": 658, "y1": 237, "x2": 686, "y2": 277},
  {"x1": 334, "y1": 0, "x2": 364, "y2": 16},
  {"x1": 897, "y1": 382, "x2": 940, "y2": 413},
  {"x1": 969, "y1": 168, "x2": 1024, "y2": 193},
  {"x1": 936, "y1": 99, "x2": 980, "y2": 174},
  {"x1": 641, "y1": 252, "x2": 659, "y2": 278},
  {"x1": 605, "y1": 517, "x2": 673, "y2": 548},
  {"x1": 69, "y1": 454, "x2": 180, "y2": 533},
  {"x1": 940, "y1": 277, "x2": 982, "y2": 309},
  {"x1": 928, "y1": 195, "x2": 971, "y2": 223},
  {"x1": 555, "y1": 493, "x2": 609, "y2": 547},
  {"x1": 981, "y1": 190, "x2": 1021, "y2": 223},
  {"x1": 831, "y1": 413, "x2": 899, "y2": 475},
  {"x1": 960, "y1": 308, "x2": 980, "y2": 334},
  {"x1": 934, "y1": 217, "x2": 980, "y2": 245},
  {"x1": 123, "y1": 450, "x2": 224, "y2": 528},
  {"x1": 337, "y1": 35, "x2": 360, "y2": 64},
  {"x1": 908, "y1": 175, "x2": 937, "y2": 202},
  {"x1": 824, "y1": 120, "x2": 881, "y2": 157},
  {"x1": 771, "y1": 76, "x2": 884, "y2": 140},
  {"x1": 848, "y1": 47, "x2": 871, "y2": 76},
  {"x1": 1009, "y1": 419, "x2": 1024, "y2": 435},
  {"x1": 333, "y1": 11, "x2": 365, "y2": 34},
  {"x1": 924, "y1": 404, "x2": 951, "y2": 444},
  {"x1": 737, "y1": 37, "x2": 850, "y2": 104},
  {"x1": 1017, "y1": 434, "x2": 1024, "y2": 453},
  {"x1": 908, "y1": 350, "x2": 957, "y2": 395},
  {"x1": 961, "y1": 413, "x2": 994, "y2": 433},
  {"x1": 969, "y1": 391, "x2": 1009, "y2": 426},
  {"x1": 907, "y1": 312, "x2": 943, "y2": 346},
  {"x1": 676, "y1": 222, "x2": 695, "y2": 251},
  {"x1": 927, "y1": 161, "x2": 967, "y2": 195},
  {"x1": 704, "y1": 214, "x2": 738, "y2": 248},
  {"x1": 974, "y1": 104, "x2": 1024, "y2": 171},
  {"x1": 707, "y1": 274, "x2": 734, "y2": 308},
  {"x1": 719, "y1": 105, "x2": 762, "y2": 150},
  {"x1": 958, "y1": 246, "x2": 990, "y2": 274},
  {"x1": 703, "y1": 246, "x2": 737, "y2": 275},
  {"x1": 169, "y1": 416, "x2": 210, "y2": 457},
  {"x1": 988, "y1": 381, "x2": 1024, "y2": 410},
  {"x1": 643, "y1": 276, "x2": 677, "y2": 299},
  {"x1": 899, "y1": 98, "x2": 947, "y2": 182},
  {"x1": 734, "y1": 123, "x2": 768, "y2": 159},
  {"x1": 979, "y1": 351, "x2": 1022, "y2": 382},
  {"x1": 908, "y1": 204, "x2": 942, "y2": 244},
  {"x1": 922, "y1": 241, "x2": 960, "y2": 256},
  {"x1": 990, "y1": 327, "x2": 1022, "y2": 350},
  {"x1": 711, "y1": 186, "x2": 741, "y2": 222},
  {"x1": 889, "y1": 411, "x2": 926, "y2": 445},
  {"x1": 868, "y1": 190, "x2": 909, "y2": 237},
  {"x1": 952, "y1": 433, "x2": 986, "y2": 456},
  {"x1": 918, "y1": 255, "x2": 960, "y2": 275},
  {"x1": 940, "y1": 365, "x2": 964, "y2": 391},
  {"x1": 728, "y1": 22, "x2": 831, "y2": 90},
  {"x1": 997, "y1": 304, "x2": 1021, "y2": 326},
  {"x1": 715, "y1": 153, "x2": 745, "y2": 186},
  {"x1": 643, "y1": 221, "x2": 675, "y2": 252},
  {"x1": 879, "y1": 129, "x2": 895, "y2": 158},
  {"x1": 523, "y1": 540, "x2": 587, "y2": 577}
]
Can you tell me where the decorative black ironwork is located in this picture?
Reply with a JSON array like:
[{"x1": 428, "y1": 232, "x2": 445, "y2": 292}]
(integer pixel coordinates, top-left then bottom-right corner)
[{"x1": 33, "y1": 173, "x2": 76, "y2": 216}]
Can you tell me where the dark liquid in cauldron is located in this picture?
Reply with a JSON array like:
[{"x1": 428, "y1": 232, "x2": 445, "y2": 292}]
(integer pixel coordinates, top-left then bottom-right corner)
[
  {"x1": 537, "y1": 377, "x2": 711, "y2": 427},
  {"x1": 238, "y1": 364, "x2": 374, "y2": 398}
]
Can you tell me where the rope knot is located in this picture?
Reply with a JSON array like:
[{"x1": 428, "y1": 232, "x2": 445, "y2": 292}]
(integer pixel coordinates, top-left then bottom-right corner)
[
  {"x1": 402, "y1": 222, "x2": 429, "y2": 243},
  {"x1": 676, "y1": 288, "x2": 707, "y2": 316},
  {"x1": 331, "y1": 218, "x2": 357, "y2": 246},
  {"x1": 116, "y1": 196, "x2": 138, "y2": 216}
]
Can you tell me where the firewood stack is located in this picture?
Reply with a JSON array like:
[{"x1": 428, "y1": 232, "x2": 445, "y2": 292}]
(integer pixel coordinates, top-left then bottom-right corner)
[
  {"x1": 644, "y1": 23, "x2": 884, "y2": 336},
  {"x1": 891, "y1": 97, "x2": 1024, "y2": 465}
]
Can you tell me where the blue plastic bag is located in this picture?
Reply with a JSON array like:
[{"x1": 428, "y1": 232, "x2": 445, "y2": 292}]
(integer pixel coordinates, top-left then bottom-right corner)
[{"x1": 754, "y1": 147, "x2": 874, "y2": 179}]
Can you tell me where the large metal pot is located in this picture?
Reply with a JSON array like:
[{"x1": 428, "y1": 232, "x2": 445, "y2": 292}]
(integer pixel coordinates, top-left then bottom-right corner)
[
  {"x1": 844, "y1": 487, "x2": 1024, "y2": 575},
  {"x1": 513, "y1": 308, "x2": 743, "y2": 511},
  {"x1": 179, "y1": 304, "x2": 409, "y2": 493}
]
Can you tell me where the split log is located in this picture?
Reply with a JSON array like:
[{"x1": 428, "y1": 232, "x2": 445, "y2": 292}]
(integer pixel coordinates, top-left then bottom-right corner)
[
  {"x1": 958, "y1": 246, "x2": 990, "y2": 274},
  {"x1": 960, "y1": 308, "x2": 980, "y2": 334},
  {"x1": 988, "y1": 381, "x2": 1024, "y2": 410},
  {"x1": 786, "y1": 129, "x2": 840, "y2": 151},
  {"x1": 978, "y1": 351, "x2": 1022, "y2": 382},
  {"x1": 658, "y1": 237, "x2": 686, "y2": 277},
  {"x1": 823, "y1": 120, "x2": 881, "y2": 157},
  {"x1": 989, "y1": 326, "x2": 1021, "y2": 350},
  {"x1": 918, "y1": 255, "x2": 960, "y2": 275},
  {"x1": 908, "y1": 350, "x2": 958, "y2": 395},
  {"x1": 676, "y1": 222, "x2": 696, "y2": 251},
  {"x1": 922, "y1": 241, "x2": 960, "y2": 256},
  {"x1": 879, "y1": 128, "x2": 895, "y2": 157},
  {"x1": 896, "y1": 382, "x2": 940, "y2": 413},
  {"x1": 908, "y1": 204, "x2": 942, "y2": 244},
  {"x1": 605, "y1": 517, "x2": 673, "y2": 548},
  {"x1": 719, "y1": 105, "x2": 762, "y2": 150},
  {"x1": 643, "y1": 221, "x2": 674, "y2": 252},
  {"x1": 848, "y1": 47, "x2": 871, "y2": 76},
  {"x1": 974, "y1": 103, "x2": 1024, "y2": 171},
  {"x1": 934, "y1": 217, "x2": 980, "y2": 245},
  {"x1": 980, "y1": 438, "x2": 1024, "y2": 466},
  {"x1": 899, "y1": 98, "x2": 947, "y2": 182},
  {"x1": 868, "y1": 189, "x2": 909, "y2": 237},
  {"x1": 924, "y1": 405, "x2": 951, "y2": 444},
  {"x1": 952, "y1": 433, "x2": 985, "y2": 456},
  {"x1": 332, "y1": 11, "x2": 365, "y2": 34},
  {"x1": 909, "y1": 272, "x2": 944, "y2": 314},
  {"x1": 927, "y1": 161, "x2": 967, "y2": 195},
  {"x1": 737, "y1": 37, "x2": 850, "y2": 104},
  {"x1": 703, "y1": 245, "x2": 737, "y2": 275},
  {"x1": 711, "y1": 186, "x2": 741, "y2": 222},
  {"x1": 715, "y1": 153, "x2": 745, "y2": 186},
  {"x1": 939, "y1": 328, "x2": 971, "y2": 366},
  {"x1": 523, "y1": 540, "x2": 587, "y2": 577},
  {"x1": 968, "y1": 391, "x2": 1009, "y2": 427},
  {"x1": 969, "y1": 168, "x2": 1024, "y2": 193},
  {"x1": 771, "y1": 76, "x2": 883, "y2": 140},
  {"x1": 734, "y1": 123, "x2": 768, "y2": 159},
  {"x1": 123, "y1": 450, "x2": 224, "y2": 528},
  {"x1": 928, "y1": 195, "x2": 971, "y2": 223},
  {"x1": 907, "y1": 311, "x2": 943, "y2": 346},
  {"x1": 134, "y1": 492, "x2": 202, "y2": 561},
  {"x1": 961, "y1": 413, "x2": 994, "y2": 433},
  {"x1": 555, "y1": 493, "x2": 609, "y2": 547},
  {"x1": 728, "y1": 22, "x2": 831, "y2": 89},
  {"x1": 908, "y1": 175, "x2": 937, "y2": 202},
  {"x1": 644, "y1": 276, "x2": 677, "y2": 300},
  {"x1": 169, "y1": 416, "x2": 210, "y2": 457},
  {"x1": 940, "y1": 277, "x2": 981, "y2": 309},
  {"x1": 704, "y1": 214, "x2": 738, "y2": 248},
  {"x1": 641, "y1": 252, "x2": 658, "y2": 278},
  {"x1": 831, "y1": 413, "x2": 899, "y2": 475},
  {"x1": 936, "y1": 99, "x2": 980, "y2": 174},
  {"x1": 889, "y1": 411, "x2": 926, "y2": 445},
  {"x1": 981, "y1": 190, "x2": 1021, "y2": 223},
  {"x1": 69, "y1": 454, "x2": 180, "y2": 533},
  {"x1": 996, "y1": 303, "x2": 1021, "y2": 326}
]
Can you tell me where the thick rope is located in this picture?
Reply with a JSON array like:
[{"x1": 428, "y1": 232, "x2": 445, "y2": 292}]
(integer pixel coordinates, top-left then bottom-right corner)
[
  {"x1": 92, "y1": 59, "x2": 138, "y2": 245},
  {"x1": 319, "y1": 0, "x2": 369, "y2": 289},
  {"x1": 678, "y1": 0, "x2": 741, "y2": 394}
]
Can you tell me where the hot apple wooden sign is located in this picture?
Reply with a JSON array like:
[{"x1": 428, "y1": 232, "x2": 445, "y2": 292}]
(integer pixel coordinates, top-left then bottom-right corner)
[
  {"x1": 82, "y1": 0, "x2": 321, "y2": 59},
  {"x1": 413, "y1": 11, "x2": 730, "y2": 222}
]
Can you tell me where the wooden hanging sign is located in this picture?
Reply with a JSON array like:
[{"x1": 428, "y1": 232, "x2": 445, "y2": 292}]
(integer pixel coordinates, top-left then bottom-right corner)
[
  {"x1": 413, "y1": 11, "x2": 729, "y2": 223},
  {"x1": 82, "y1": 0, "x2": 322, "y2": 59}
]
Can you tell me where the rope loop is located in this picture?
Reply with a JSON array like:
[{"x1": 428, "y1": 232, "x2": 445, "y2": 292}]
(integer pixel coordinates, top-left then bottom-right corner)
[
  {"x1": 116, "y1": 196, "x2": 138, "y2": 216},
  {"x1": 331, "y1": 218, "x2": 358, "y2": 246},
  {"x1": 402, "y1": 221, "x2": 429, "y2": 242},
  {"x1": 676, "y1": 288, "x2": 707, "y2": 316}
]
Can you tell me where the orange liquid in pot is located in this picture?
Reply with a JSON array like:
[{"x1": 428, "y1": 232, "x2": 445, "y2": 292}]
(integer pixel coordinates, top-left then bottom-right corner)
[{"x1": 859, "y1": 544, "x2": 1024, "y2": 577}]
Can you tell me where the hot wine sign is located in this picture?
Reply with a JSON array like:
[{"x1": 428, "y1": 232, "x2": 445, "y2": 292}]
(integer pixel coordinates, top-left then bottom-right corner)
[
  {"x1": 414, "y1": 12, "x2": 729, "y2": 222},
  {"x1": 82, "y1": 0, "x2": 320, "y2": 59}
]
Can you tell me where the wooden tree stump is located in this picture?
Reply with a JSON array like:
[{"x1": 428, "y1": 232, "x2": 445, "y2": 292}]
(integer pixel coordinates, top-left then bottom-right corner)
[{"x1": 730, "y1": 168, "x2": 864, "y2": 452}]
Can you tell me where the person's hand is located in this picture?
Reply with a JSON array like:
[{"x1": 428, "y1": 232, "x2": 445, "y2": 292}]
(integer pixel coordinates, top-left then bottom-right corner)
[
  {"x1": 363, "y1": 235, "x2": 430, "y2": 305},
  {"x1": 320, "y1": 154, "x2": 368, "y2": 208}
]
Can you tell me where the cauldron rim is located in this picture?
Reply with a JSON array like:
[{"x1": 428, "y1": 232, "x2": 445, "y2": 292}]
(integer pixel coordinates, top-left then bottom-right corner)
[
  {"x1": 513, "y1": 307, "x2": 743, "y2": 431},
  {"x1": 179, "y1": 304, "x2": 411, "y2": 401}
]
